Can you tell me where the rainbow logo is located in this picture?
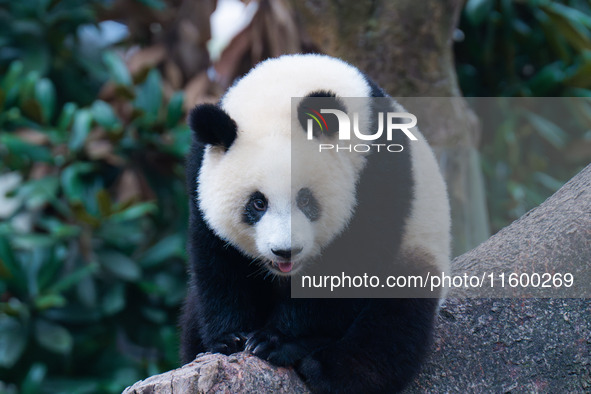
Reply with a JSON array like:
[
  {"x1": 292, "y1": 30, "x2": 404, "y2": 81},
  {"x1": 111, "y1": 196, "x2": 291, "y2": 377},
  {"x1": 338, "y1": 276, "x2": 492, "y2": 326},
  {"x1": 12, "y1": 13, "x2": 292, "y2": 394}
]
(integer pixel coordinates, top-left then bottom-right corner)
[{"x1": 304, "y1": 108, "x2": 329, "y2": 132}]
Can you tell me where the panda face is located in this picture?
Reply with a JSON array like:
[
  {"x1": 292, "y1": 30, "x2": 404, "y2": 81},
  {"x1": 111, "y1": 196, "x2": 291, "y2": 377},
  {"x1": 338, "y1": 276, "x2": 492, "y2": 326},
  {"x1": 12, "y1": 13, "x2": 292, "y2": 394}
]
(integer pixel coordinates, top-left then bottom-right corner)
[
  {"x1": 196, "y1": 129, "x2": 360, "y2": 277},
  {"x1": 190, "y1": 55, "x2": 375, "y2": 277}
]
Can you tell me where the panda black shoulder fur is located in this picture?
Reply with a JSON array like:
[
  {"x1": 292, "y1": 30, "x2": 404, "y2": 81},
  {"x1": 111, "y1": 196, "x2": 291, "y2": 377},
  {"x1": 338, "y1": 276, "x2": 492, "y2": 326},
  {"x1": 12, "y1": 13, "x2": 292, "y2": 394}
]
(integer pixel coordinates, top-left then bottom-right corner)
[{"x1": 181, "y1": 54, "x2": 450, "y2": 393}]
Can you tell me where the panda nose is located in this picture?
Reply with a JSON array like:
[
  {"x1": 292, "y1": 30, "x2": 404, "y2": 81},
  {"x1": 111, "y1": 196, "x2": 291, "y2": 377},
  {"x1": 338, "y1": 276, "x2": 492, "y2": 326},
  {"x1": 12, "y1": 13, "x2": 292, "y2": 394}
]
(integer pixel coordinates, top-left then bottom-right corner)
[{"x1": 271, "y1": 247, "x2": 302, "y2": 259}]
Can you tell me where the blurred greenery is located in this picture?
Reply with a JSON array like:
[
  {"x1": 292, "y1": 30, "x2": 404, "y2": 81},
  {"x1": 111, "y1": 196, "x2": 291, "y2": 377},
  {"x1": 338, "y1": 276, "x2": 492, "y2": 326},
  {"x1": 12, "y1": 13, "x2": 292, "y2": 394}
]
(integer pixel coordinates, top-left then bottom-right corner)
[
  {"x1": 0, "y1": 0, "x2": 109, "y2": 107},
  {"x1": 456, "y1": 0, "x2": 591, "y2": 231},
  {"x1": 0, "y1": 1, "x2": 190, "y2": 392}
]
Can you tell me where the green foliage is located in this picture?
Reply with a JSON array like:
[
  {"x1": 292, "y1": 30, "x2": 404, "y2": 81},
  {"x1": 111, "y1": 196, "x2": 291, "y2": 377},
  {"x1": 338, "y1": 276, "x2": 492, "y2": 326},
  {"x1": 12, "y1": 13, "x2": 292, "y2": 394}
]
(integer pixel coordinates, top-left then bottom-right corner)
[
  {"x1": 0, "y1": 50, "x2": 190, "y2": 392},
  {"x1": 0, "y1": 0, "x2": 108, "y2": 106},
  {"x1": 456, "y1": 0, "x2": 591, "y2": 231}
]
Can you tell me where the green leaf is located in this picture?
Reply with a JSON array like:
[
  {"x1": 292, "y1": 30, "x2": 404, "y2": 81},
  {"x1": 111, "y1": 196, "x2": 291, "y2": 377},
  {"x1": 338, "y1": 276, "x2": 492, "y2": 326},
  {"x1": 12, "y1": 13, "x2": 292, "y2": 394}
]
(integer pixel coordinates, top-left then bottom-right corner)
[
  {"x1": 98, "y1": 250, "x2": 141, "y2": 281},
  {"x1": 166, "y1": 91, "x2": 184, "y2": 128},
  {"x1": 139, "y1": 234, "x2": 184, "y2": 267},
  {"x1": 57, "y1": 102, "x2": 78, "y2": 131},
  {"x1": 68, "y1": 109, "x2": 93, "y2": 152},
  {"x1": 0, "y1": 134, "x2": 53, "y2": 162},
  {"x1": 541, "y1": 6, "x2": 591, "y2": 51},
  {"x1": 0, "y1": 61, "x2": 24, "y2": 92},
  {"x1": 11, "y1": 234, "x2": 56, "y2": 249},
  {"x1": 60, "y1": 162, "x2": 95, "y2": 203},
  {"x1": 19, "y1": 71, "x2": 40, "y2": 104},
  {"x1": 164, "y1": 125, "x2": 191, "y2": 157},
  {"x1": 50, "y1": 223, "x2": 81, "y2": 239},
  {"x1": 542, "y1": 3, "x2": 591, "y2": 30},
  {"x1": 35, "y1": 78, "x2": 56, "y2": 123},
  {"x1": 0, "y1": 237, "x2": 27, "y2": 293},
  {"x1": 77, "y1": 275, "x2": 97, "y2": 308},
  {"x1": 0, "y1": 315, "x2": 27, "y2": 368},
  {"x1": 102, "y1": 283, "x2": 125, "y2": 315},
  {"x1": 134, "y1": 69, "x2": 162, "y2": 123},
  {"x1": 141, "y1": 307, "x2": 166, "y2": 324},
  {"x1": 464, "y1": 0, "x2": 494, "y2": 26},
  {"x1": 103, "y1": 52, "x2": 132, "y2": 86},
  {"x1": 91, "y1": 100, "x2": 122, "y2": 132},
  {"x1": 34, "y1": 294, "x2": 67, "y2": 310},
  {"x1": 34, "y1": 319, "x2": 73, "y2": 354},
  {"x1": 36, "y1": 246, "x2": 63, "y2": 290},
  {"x1": 109, "y1": 202, "x2": 157, "y2": 222},
  {"x1": 49, "y1": 262, "x2": 98, "y2": 294},
  {"x1": 527, "y1": 62, "x2": 565, "y2": 95},
  {"x1": 21, "y1": 363, "x2": 47, "y2": 394},
  {"x1": 17, "y1": 176, "x2": 59, "y2": 210}
]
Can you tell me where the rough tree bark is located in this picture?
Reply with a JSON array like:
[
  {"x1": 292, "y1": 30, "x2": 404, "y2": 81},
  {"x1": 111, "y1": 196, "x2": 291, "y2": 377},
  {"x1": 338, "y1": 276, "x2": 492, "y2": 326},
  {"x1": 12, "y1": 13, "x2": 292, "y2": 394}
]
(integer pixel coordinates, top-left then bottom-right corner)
[{"x1": 123, "y1": 164, "x2": 591, "y2": 393}]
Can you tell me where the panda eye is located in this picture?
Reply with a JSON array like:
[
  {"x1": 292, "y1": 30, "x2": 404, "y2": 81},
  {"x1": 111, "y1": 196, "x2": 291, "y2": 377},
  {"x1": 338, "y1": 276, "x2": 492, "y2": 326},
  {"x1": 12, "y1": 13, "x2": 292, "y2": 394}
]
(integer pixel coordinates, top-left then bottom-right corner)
[
  {"x1": 244, "y1": 192, "x2": 268, "y2": 224},
  {"x1": 298, "y1": 195, "x2": 310, "y2": 208},
  {"x1": 252, "y1": 198, "x2": 267, "y2": 211}
]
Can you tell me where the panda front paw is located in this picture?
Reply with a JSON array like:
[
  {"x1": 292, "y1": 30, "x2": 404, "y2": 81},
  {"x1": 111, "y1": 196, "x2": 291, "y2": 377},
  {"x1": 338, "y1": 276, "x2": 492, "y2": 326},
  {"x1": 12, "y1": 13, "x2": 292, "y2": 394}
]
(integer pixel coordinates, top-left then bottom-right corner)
[
  {"x1": 209, "y1": 332, "x2": 248, "y2": 355},
  {"x1": 245, "y1": 329, "x2": 308, "y2": 367}
]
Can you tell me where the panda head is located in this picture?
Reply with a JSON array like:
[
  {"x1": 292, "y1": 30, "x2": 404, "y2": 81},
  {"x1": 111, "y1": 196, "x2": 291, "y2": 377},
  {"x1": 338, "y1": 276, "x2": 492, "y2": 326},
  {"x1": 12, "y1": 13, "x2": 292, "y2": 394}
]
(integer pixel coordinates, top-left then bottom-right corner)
[{"x1": 189, "y1": 55, "x2": 372, "y2": 277}]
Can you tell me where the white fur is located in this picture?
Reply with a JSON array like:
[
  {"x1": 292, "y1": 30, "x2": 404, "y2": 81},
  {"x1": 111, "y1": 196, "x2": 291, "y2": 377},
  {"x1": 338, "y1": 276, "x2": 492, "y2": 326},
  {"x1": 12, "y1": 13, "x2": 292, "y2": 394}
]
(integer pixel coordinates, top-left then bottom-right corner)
[
  {"x1": 197, "y1": 54, "x2": 450, "y2": 278},
  {"x1": 388, "y1": 101, "x2": 451, "y2": 274}
]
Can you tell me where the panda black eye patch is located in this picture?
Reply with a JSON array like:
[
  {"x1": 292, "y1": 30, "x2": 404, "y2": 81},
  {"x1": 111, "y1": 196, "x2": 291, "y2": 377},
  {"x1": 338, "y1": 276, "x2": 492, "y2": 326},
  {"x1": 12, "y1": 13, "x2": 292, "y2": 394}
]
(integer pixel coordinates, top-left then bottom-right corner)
[
  {"x1": 297, "y1": 188, "x2": 320, "y2": 221},
  {"x1": 243, "y1": 191, "x2": 268, "y2": 225}
]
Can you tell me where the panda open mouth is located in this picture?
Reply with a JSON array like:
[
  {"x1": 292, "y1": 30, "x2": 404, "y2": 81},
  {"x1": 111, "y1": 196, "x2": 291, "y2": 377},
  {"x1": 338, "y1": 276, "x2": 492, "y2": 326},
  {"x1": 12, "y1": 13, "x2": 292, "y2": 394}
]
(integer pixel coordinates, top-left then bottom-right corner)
[{"x1": 271, "y1": 261, "x2": 294, "y2": 273}]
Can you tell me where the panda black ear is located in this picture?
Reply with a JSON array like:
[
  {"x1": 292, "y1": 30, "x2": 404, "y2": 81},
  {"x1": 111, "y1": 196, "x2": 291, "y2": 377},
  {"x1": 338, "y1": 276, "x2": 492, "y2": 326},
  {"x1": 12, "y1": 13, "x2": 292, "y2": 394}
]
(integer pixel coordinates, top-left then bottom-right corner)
[
  {"x1": 297, "y1": 91, "x2": 347, "y2": 139},
  {"x1": 188, "y1": 104, "x2": 237, "y2": 150}
]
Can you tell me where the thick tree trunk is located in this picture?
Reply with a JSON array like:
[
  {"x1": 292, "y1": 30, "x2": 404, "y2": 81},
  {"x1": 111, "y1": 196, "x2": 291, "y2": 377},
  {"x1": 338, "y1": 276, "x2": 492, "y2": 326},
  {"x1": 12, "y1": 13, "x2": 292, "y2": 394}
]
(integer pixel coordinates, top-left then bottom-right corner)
[{"x1": 123, "y1": 164, "x2": 591, "y2": 393}]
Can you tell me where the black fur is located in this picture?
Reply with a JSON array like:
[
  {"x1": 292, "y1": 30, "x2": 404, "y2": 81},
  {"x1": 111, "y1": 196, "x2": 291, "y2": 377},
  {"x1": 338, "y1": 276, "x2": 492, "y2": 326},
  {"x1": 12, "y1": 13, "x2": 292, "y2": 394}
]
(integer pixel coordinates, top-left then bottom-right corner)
[
  {"x1": 188, "y1": 104, "x2": 237, "y2": 150},
  {"x1": 180, "y1": 70, "x2": 439, "y2": 393},
  {"x1": 297, "y1": 90, "x2": 347, "y2": 138},
  {"x1": 243, "y1": 191, "x2": 267, "y2": 225},
  {"x1": 297, "y1": 187, "x2": 321, "y2": 221},
  {"x1": 181, "y1": 136, "x2": 273, "y2": 361}
]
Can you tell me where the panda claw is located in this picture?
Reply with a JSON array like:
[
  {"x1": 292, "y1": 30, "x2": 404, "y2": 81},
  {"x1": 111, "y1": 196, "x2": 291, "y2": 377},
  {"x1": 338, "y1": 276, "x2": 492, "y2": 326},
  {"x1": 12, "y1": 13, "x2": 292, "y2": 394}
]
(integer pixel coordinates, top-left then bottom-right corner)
[
  {"x1": 210, "y1": 332, "x2": 247, "y2": 355},
  {"x1": 252, "y1": 344, "x2": 265, "y2": 356}
]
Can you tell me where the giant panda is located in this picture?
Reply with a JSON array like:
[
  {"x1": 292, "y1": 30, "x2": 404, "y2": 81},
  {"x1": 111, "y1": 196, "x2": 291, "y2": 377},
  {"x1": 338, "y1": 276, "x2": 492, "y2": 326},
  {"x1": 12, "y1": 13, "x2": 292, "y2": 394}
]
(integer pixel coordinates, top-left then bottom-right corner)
[{"x1": 181, "y1": 54, "x2": 450, "y2": 393}]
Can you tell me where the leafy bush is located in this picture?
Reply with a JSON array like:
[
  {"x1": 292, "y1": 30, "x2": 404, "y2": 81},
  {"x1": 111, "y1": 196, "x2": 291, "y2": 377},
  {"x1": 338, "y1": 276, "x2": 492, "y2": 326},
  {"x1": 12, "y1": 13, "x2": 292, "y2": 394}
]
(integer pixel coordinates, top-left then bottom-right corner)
[
  {"x1": 456, "y1": 0, "x2": 591, "y2": 231},
  {"x1": 0, "y1": 51, "x2": 190, "y2": 394},
  {"x1": 0, "y1": 0, "x2": 109, "y2": 106}
]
